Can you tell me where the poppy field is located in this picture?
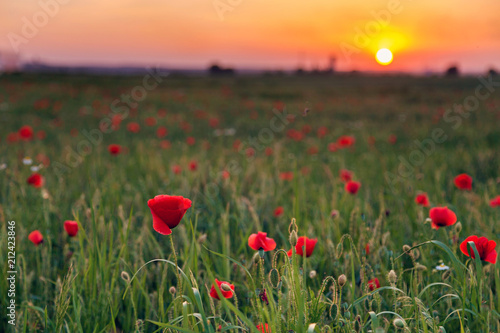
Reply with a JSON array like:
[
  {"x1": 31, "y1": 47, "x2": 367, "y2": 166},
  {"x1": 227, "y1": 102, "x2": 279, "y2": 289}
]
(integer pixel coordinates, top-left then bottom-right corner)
[{"x1": 1, "y1": 73, "x2": 500, "y2": 332}]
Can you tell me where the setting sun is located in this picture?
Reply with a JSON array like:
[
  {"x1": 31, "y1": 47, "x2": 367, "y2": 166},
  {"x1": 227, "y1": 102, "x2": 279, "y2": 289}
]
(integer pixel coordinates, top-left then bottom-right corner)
[{"x1": 376, "y1": 48, "x2": 393, "y2": 66}]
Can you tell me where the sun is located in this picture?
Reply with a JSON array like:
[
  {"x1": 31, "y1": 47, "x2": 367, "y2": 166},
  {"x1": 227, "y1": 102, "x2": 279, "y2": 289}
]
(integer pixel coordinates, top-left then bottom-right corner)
[{"x1": 376, "y1": 48, "x2": 393, "y2": 66}]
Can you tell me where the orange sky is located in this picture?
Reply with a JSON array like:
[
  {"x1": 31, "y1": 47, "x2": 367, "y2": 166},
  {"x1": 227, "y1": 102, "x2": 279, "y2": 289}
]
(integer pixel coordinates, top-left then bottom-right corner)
[{"x1": 1, "y1": 0, "x2": 500, "y2": 72}]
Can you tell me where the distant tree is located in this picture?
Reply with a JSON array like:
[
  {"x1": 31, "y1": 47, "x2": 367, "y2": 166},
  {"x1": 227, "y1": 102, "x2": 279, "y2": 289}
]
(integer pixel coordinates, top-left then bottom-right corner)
[
  {"x1": 488, "y1": 68, "x2": 498, "y2": 76},
  {"x1": 208, "y1": 64, "x2": 234, "y2": 76},
  {"x1": 445, "y1": 66, "x2": 459, "y2": 77}
]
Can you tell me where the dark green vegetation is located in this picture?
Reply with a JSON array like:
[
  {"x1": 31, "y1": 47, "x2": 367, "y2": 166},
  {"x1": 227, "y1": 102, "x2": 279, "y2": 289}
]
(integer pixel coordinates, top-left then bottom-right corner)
[{"x1": 1, "y1": 73, "x2": 499, "y2": 332}]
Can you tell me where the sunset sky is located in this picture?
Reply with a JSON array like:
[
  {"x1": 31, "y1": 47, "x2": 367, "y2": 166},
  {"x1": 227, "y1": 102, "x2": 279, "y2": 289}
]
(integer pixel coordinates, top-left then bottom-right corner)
[{"x1": 1, "y1": 0, "x2": 500, "y2": 73}]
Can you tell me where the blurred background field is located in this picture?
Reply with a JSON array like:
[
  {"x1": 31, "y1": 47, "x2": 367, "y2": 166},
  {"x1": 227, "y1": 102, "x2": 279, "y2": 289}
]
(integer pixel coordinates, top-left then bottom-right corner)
[{"x1": 1, "y1": 73, "x2": 499, "y2": 332}]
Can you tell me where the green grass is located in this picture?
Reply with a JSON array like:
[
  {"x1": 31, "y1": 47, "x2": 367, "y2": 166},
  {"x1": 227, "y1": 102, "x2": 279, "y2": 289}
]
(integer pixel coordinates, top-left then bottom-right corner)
[{"x1": 0, "y1": 73, "x2": 499, "y2": 332}]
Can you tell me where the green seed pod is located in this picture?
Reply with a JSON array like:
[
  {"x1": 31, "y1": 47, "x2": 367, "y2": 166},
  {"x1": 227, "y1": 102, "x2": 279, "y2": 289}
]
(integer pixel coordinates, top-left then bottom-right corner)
[
  {"x1": 221, "y1": 283, "x2": 232, "y2": 292},
  {"x1": 269, "y1": 268, "x2": 281, "y2": 288},
  {"x1": 393, "y1": 318, "x2": 405, "y2": 328}
]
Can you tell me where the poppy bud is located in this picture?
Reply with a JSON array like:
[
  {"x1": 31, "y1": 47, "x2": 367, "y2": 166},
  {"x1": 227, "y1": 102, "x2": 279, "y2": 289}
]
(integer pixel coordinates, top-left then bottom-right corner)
[
  {"x1": 198, "y1": 234, "x2": 207, "y2": 243},
  {"x1": 309, "y1": 270, "x2": 317, "y2": 279},
  {"x1": 221, "y1": 283, "x2": 232, "y2": 292},
  {"x1": 338, "y1": 274, "x2": 347, "y2": 287},
  {"x1": 289, "y1": 230, "x2": 298, "y2": 247},
  {"x1": 169, "y1": 286, "x2": 177, "y2": 295},
  {"x1": 288, "y1": 217, "x2": 298, "y2": 234},
  {"x1": 387, "y1": 270, "x2": 397, "y2": 284},
  {"x1": 269, "y1": 268, "x2": 280, "y2": 288},
  {"x1": 402, "y1": 245, "x2": 411, "y2": 254},
  {"x1": 415, "y1": 264, "x2": 427, "y2": 271},
  {"x1": 393, "y1": 319, "x2": 405, "y2": 328},
  {"x1": 454, "y1": 222, "x2": 462, "y2": 233}
]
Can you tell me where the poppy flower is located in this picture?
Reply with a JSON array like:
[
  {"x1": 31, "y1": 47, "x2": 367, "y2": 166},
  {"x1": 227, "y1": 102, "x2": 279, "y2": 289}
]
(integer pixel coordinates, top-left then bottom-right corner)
[
  {"x1": 156, "y1": 126, "x2": 168, "y2": 138},
  {"x1": 248, "y1": 232, "x2": 276, "y2": 252},
  {"x1": 64, "y1": 220, "x2": 79, "y2": 237},
  {"x1": 257, "y1": 323, "x2": 271, "y2": 333},
  {"x1": 337, "y1": 135, "x2": 355, "y2": 148},
  {"x1": 186, "y1": 137, "x2": 196, "y2": 146},
  {"x1": 209, "y1": 117, "x2": 220, "y2": 128},
  {"x1": 307, "y1": 146, "x2": 319, "y2": 155},
  {"x1": 279, "y1": 172, "x2": 294, "y2": 181},
  {"x1": 454, "y1": 173, "x2": 472, "y2": 190},
  {"x1": 429, "y1": 206, "x2": 457, "y2": 230},
  {"x1": 160, "y1": 140, "x2": 171, "y2": 149},
  {"x1": 209, "y1": 279, "x2": 234, "y2": 300},
  {"x1": 301, "y1": 125, "x2": 312, "y2": 134},
  {"x1": 233, "y1": 139, "x2": 242, "y2": 151},
  {"x1": 345, "y1": 181, "x2": 361, "y2": 195},
  {"x1": 265, "y1": 147, "x2": 273, "y2": 156},
  {"x1": 367, "y1": 136, "x2": 376, "y2": 146},
  {"x1": 172, "y1": 165, "x2": 182, "y2": 174},
  {"x1": 27, "y1": 173, "x2": 44, "y2": 188},
  {"x1": 157, "y1": 109, "x2": 167, "y2": 118},
  {"x1": 147, "y1": 195, "x2": 192, "y2": 235},
  {"x1": 145, "y1": 117, "x2": 157, "y2": 126},
  {"x1": 274, "y1": 206, "x2": 284, "y2": 217},
  {"x1": 287, "y1": 236, "x2": 317, "y2": 257},
  {"x1": 365, "y1": 243, "x2": 370, "y2": 256},
  {"x1": 108, "y1": 144, "x2": 121, "y2": 155},
  {"x1": 317, "y1": 126, "x2": 328, "y2": 139},
  {"x1": 127, "y1": 122, "x2": 141, "y2": 133},
  {"x1": 221, "y1": 170, "x2": 230, "y2": 179},
  {"x1": 490, "y1": 196, "x2": 500, "y2": 207},
  {"x1": 367, "y1": 278, "x2": 380, "y2": 291},
  {"x1": 36, "y1": 130, "x2": 46, "y2": 140},
  {"x1": 328, "y1": 143, "x2": 338, "y2": 152},
  {"x1": 70, "y1": 128, "x2": 78, "y2": 137},
  {"x1": 459, "y1": 236, "x2": 497, "y2": 264},
  {"x1": 415, "y1": 193, "x2": 430, "y2": 207},
  {"x1": 19, "y1": 125, "x2": 34, "y2": 140},
  {"x1": 7, "y1": 132, "x2": 19, "y2": 143},
  {"x1": 388, "y1": 134, "x2": 397, "y2": 144},
  {"x1": 189, "y1": 160, "x2": 198, "y2": 171},
  {"x1": 246, "y1": 147, "x2": 255, "y2": 157},
  {"x1": 339, "y1": 169, "x2": 353, "y2": 182},
  {"x1": 301, "y1": 166, "x2": 310, "y2": 175},
  {"x1": 28, "y1": 230, "x2": 43, "y2": 246}
]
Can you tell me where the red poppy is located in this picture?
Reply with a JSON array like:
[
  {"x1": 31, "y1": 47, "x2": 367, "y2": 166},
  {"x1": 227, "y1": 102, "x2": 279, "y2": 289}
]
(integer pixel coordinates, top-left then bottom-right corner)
[
  {"x1": 28, "y1": 230, "x2": 43, "y2": 246},
  {"x1": 221, "y1": 170, "x2": 230, "y2": 179},
  {"x1": 317, "y1": 126, "x2": 328, "y2": 139},
  {"x1": 301, "y1": 166, "x2": 310, "y2": 175},
  {"x1": 257, "y1": 324, "x2": 271, "y2": 333},
  {"x1": 145, "y1": 117, "x2": 157, "y2": 126},
  {"x1": 287, "y1": 236, "x2": 317, "y2": 257},
  {"x1": 70, "y1": 128, "x2": 78, "y2": 137},
  {"x1": 147, "y1": 195, "x2": 192, "y2": 235},
  {"x1": 186, "y1": 137, "x2": 196, "y2": 146},
  {"x1": 36, "y1": 130, "x2": 46, "y2": 140},
  {"x1": 339, "y1": 169, "x2": 353, "y2": 182},
  {"x1": 274, "y1": 206, "x2": 284, "y2": 217},
  {"x1": 19, "y1": 125, "x2": 34, "y2": 140},
  {"x1": 415, "y1": 193, "x2": 430, "y2": 207},
  {"x1": 279, "y1": 172, "x2": 294, "y2": 181},
  {"x1": 127, "y1": 122, "x2": 141, "y2": 133},
  {"x1": 7, "y1": 132, "x2": 19, "y2": 143},
  {"x1": 301, "y1": 125, "x2": 312, "y2": 134},
  {"x1": 367, "y1": 278, "x2": 380, "y2": 291},
  {"x1": 160, "y1": 140, "x2": 171, "y2": 149},
  {"x1": 209, "y1": 117, "x2": 220, "y2": 128},
  {"x1": 365, "y1": 243, "x2": 370, "y2": 256},
  {"x1": 248, "y1": 232, "x2": 276, "y2": 251},
  {"x1": 233, "y1": 139, "x2": 242, "y2": 151},
  {"x1": 454, "y1": 173, "x2": 472, "y2": 190},
  {"x1": 490, "y1": 196, "x2": 500, "y2": 207},
  {"x1": 27, "y1": 173, "x2": 44, "y2": 188},
  {"x1": 337, "y1": 135, "x2": 355, "y2": 148},
  {"x1": 157, "y1": 109, "x2": 167, "y2": 118},
  {"x1": 108, "y1": 144, "x2": 121, "y2": 155},
  {"x1": 172, "y1": 165, "x2": 182, "y2": 174},
  {"x1": 209, "y1": 279, "x2": 235, "y2": 300},
  {"x1": 246, "y1": 147, "x2": 255, "y2": 157},
  {"x1": 307, "y1": 146, "x2": 319, "y2": 155},
  {"x1": 328, "y1": 142, "x2": 338, "y2": 152},
  {"x1": 189, "y1": 160, "x2": 198, "y2": 171},
  {"x1": 388, "y1": 134, "x2": 397, "y2": 144},
  {"x1": 111, "y1": 114, "x2": 122, "y2": 129},
  {"x1": 265, "y1": 147, "x2": 273, "y2": 156},
  {"x1": 429, "y1": 207, "x2": 457, "y2": 230},
  {"x1": 367, "y1": 136, "x2": 376, "y2": 146},
  {"x1": 64, "y1": 220, "x2": 79, "y2": 237},
  {"x1": 156, "y1": 126, "x2": 168, "y2": 138},
  {"x1": 460, "y1": 236, "x2": 497, "y2": 264},
  {"x1": 345, "y1": 181, "x2": 361, "y2": 195},
  {"x1": 36, "y1": 153, "x2": 50, "y2": 166}
]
